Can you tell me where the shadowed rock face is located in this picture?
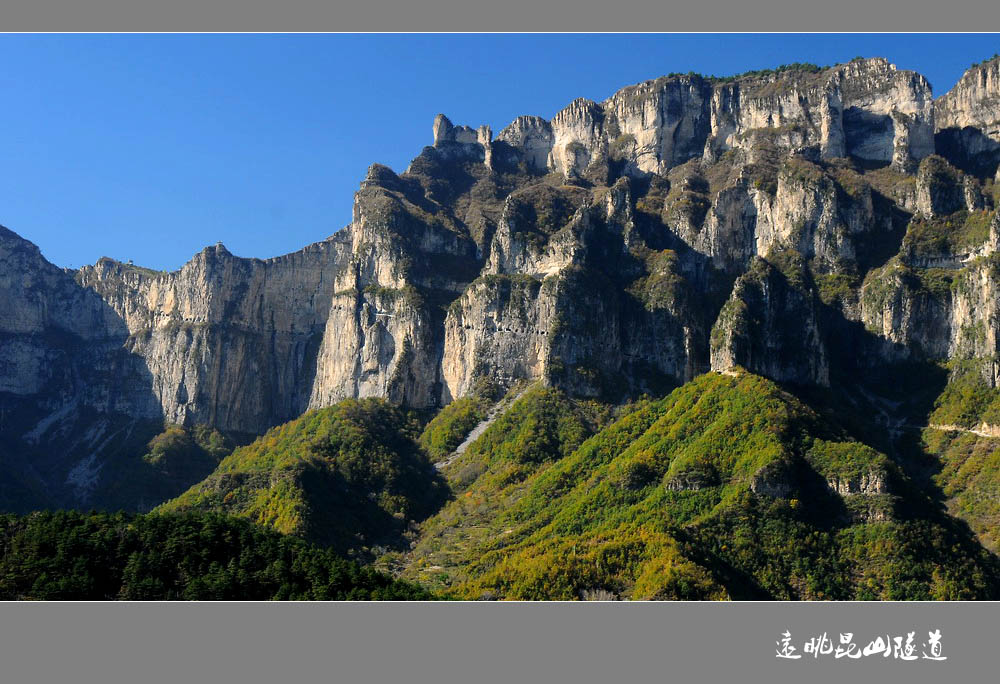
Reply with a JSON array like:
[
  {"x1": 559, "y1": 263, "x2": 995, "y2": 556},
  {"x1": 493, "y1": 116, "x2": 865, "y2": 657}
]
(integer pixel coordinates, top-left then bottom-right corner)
[
  {"x1": 5, "y1": 54, "x2": 1000, "y2": 507},
  {"x1": 710, "y1": 258, "x2": 830, "y2": 387},
  {"x1": 0, "y1": 226, "x2": 159, "y2": 417}
]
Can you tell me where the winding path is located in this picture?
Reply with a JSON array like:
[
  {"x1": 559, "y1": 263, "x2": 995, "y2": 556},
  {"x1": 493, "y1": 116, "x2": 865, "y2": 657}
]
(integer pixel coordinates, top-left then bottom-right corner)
[
  {"x1": 925, "y1": 423, "x2": 1000, "y2": 439},
  {"x1": 435, "y1": 385, "x2": 532, "y2": 470}
]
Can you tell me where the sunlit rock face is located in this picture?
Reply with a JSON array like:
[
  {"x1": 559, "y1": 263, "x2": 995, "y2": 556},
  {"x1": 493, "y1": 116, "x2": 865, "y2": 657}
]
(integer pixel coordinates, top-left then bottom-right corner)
[{"x1": 937, "y1": 56, "x2": 1000, "y2": 141}]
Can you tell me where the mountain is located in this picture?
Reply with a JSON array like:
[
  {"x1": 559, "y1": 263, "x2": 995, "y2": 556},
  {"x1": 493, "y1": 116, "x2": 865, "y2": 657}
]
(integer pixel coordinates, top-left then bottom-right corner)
[{"x1": 4, "y1": 54, "x2": 1000, "y2": 578}]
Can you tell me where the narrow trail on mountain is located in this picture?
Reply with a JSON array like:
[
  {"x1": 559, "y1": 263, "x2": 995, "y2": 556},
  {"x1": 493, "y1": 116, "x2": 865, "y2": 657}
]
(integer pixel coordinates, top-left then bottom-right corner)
[
  {"x1": 925, "y1": 423, "x2": 1000, "y2": 439},
  {"x1": 435, "y1": 385, "x2": 533, "y2": 471}
]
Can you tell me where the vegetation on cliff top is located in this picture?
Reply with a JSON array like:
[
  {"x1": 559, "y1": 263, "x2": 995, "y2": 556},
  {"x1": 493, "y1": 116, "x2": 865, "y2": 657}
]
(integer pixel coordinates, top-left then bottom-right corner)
[{"x1": 903, "y1": 209, "x2": 995, "y2": 259}]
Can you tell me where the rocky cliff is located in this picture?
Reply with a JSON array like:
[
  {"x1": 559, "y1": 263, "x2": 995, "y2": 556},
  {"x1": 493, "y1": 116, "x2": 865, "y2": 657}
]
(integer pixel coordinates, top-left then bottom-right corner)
[
  {"x1": 937, "y1": 55, "x2": 1000, "y2": 140},
  {"x1": 935, "y1": 55, "x2": 1000, "y2": 178},
  {"x1": 5, "y1": 55, "x2": 1000, "y2": 511}
]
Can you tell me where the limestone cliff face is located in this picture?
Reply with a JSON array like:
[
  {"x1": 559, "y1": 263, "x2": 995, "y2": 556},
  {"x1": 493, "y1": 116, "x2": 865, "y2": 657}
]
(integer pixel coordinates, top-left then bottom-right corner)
[
  {"x1": 859, "y1": 257, "x2": 955, "y2": 361},
  {"x1": 76, "y1": 238, "x2": 348, "y2": 434},
  {"x1": 934, "y1": 56, "x2": 1000, "y2": 179},
  {"x1": 710, "y1": 258, "x2": 830, "y2": 386},
  {"x1": 442, "y1": 274, "x2": 557, "y2": 400},
  {"x1": 307, "y1": 163, "x2": 479, "y2": 409},
  {"x1": 668, "y1": 152, "x2": 882, "y2": 275},
  {"x1": 708, "y1": 57, "x2": 934, "y2": 170},
  {"x1": 495, "y1": 116, "x2": 553, "y2": 172},
  {"x1": 834, "y1": 58, "x2": 935, "y2": 170},
  {"x1": 604, "y1": 77, "x2": 712, "y2": 175},
  {"x1": 937, "y1": 56, "x2": 1000, "y2": 140},
  {"x1": 9, "y1": 54, "x2": 1000, "y2": 512},
  {"x1": 950, "y1": 251, "x2": 1000, "y2": 371},
  {"x1": 499, "y1": 58, "x2": 933, "y2": 183},
  {"x1": 445, "y1": 177, "x2": 701, "y2": 400},
  {"x1": 858, "y1": 163, "x2": 1000, "y2": 376},
  {"x1": 0, "y1": 226, "x2": 152, "y2": 414}
]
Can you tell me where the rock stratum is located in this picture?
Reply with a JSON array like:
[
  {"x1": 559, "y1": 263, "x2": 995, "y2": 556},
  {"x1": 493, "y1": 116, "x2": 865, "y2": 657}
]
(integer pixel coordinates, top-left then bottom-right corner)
[{"x1": 5, "y1": 55, "x2": 1000, "y2": 514}]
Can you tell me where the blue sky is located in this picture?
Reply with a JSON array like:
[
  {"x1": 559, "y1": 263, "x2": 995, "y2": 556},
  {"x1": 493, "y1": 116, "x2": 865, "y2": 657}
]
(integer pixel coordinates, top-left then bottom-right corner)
[{"x1": 1, "y1": 34, "x2": 998, "y2": 271}]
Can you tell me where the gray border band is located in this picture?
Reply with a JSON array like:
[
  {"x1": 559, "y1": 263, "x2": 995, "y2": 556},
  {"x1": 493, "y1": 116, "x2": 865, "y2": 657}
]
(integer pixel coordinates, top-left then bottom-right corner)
[
  {"x1": 0, "y1": 2, "x2": 997, "y2": 32},
  {"x1": 0, "y1": 601, "x2": 995, "y2": 683}
]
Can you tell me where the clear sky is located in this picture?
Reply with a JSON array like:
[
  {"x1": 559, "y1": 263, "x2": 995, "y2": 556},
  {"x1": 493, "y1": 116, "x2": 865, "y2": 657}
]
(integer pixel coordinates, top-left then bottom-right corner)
[{"x1": 1, "y1": 34, "x2": 998, "y2": 271}]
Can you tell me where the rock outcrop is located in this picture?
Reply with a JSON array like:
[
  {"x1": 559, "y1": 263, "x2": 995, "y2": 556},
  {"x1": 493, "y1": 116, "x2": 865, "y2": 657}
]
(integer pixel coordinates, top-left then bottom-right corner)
[
  {"x1": 826, "y1": 470, "x2": 889, "y2": 496},
  {"x1": 75, "y1": 238, "x2": 349, "y2": 433},
  {"x1": 0, "y1": 226, "x2": 157, "y2": 415},
  {"x1": 749, "y1": 460, "x2": 799, "y2": 499},
  {"x1": 710, "y1": 258, "x2": 830, "y2": 386},
  {"x1": 935, "y1": 56, "x2": 1000, "y2": 178},
  {"x1": 936, "y1": 56, "x2": 1000, "y2": 140}
]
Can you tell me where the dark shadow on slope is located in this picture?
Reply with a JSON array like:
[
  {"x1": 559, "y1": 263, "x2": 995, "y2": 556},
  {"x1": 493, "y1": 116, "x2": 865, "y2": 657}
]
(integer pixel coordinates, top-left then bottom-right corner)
[
  {"x1": 298, "y1": 457, "x2": 449, "y2": 562},
  {"x1": 0, "y1": 226, "x2": 190, "y2": 513},
  {"x1": 935, "y1": 127, "x2": 1000, "y2": 180},
  {"x1": 856, "y1": 190, "x2": 913, "y2": 274},
  {"x1": 670, "y1": 526, "x2": 773, "y2": 600}
]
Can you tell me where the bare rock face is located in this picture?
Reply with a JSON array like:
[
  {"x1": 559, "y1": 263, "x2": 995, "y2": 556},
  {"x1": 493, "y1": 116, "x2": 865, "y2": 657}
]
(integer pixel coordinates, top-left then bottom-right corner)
[
  {"x1": 444, "y1": 178, "x2": 700, "y2": 400},
  {"x1": 860, "y1": 258, "x2": 954, "y2": 361},
  {"x1": 673, "y1": 153, "x2": 880, "y2": 276},
  {"x1": 835, "y1": 58, "x2": 935, "y2": 170},
  {"x1": 935, "y1": 56, "x2": 1000, "y2": 178},
  {"x1": 308, "y1": 163, "x2": 480, "y2": 410},
  {"x1": 826, "y1": 470, "x2": 889, "y2": 496},
  {"x1": 664, "y1": 463, "x2": 720, "y2": 492},
  {"x1": 1, "y1": 227, "x2": 123, "y2": 342},
  {"x1": 492, "y1": 59, "x2": 933, "y2": 184},
  {"x1": 705, "y1": 72, "x2": 839, "y2": 160},
  {"x1": 724, "y1": 58, "x2": 934, "y2": 170},
  {"x1": 936, "y1": 56, "x2": 1000, "y2": 140},
  {"x1": 0, "y1": 226, "x2": 155, "y2": 414},
  {"x1": 710, "y1": 258, "x2": 830, "y2": 386},
  {"x1": 859, "y1": 206, "x2": 1000, "y2": 377},
  {"x1": 442, "y1": 274, "x2": 556, "y2": 400},
  {"x1": 549, "y1": 98, "x2": 606, "y2": 179},
  {"x1": 949, "y1": 247, "x2": 1000, "y2": 386},
  {"x1": 915, "y1": 155, "x2": 966, "y2": 218},
  {"x1": 433, "y1": 113, "x2": 478, "y2": 146},
  {"x1": 496, "y1": 116, "x2": 554, "y2": 172},
  {"x1": 430, "y1": 113, "x2": 490, "y2": 169},
  {"x1": 495, "y1": 59, "x2": 934, "y2": 183},
  {"x1": 604, "y1": 76, "x2": 713, "y2": 175},
  {"x1": 750, "y1": 460, "x2": 798, "y2": 499},
  {"x1": 75, "y1": 237, "x2": 348, "y2": 433},
  {"x1": 935, "y1": 125, "x2": 1000, "y2": 179}
]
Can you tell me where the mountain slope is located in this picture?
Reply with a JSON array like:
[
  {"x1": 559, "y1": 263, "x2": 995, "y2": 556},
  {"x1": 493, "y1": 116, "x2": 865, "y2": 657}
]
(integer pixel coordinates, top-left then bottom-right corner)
[
  {"x1": 404, "y1": 370, "x2": 999, "y2": 600},
  {"x1": 158, "y1": 399, "x2": 447, "y2": 559},
  {"x1": 914, "y1": 362, "x2": 1000, "y2": 552}
]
